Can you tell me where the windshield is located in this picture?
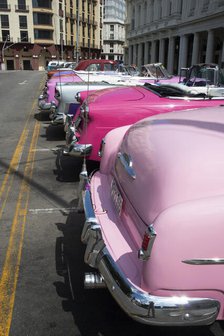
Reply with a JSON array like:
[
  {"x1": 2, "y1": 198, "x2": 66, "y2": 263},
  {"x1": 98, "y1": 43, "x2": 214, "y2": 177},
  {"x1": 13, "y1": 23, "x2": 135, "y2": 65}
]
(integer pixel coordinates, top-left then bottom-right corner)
[
  {"x1": 144, "y1": 83, "x2": 207, "y2": 98},
  {"x1": 141, "y1": 64, "x2": 172, "y2": 78}
]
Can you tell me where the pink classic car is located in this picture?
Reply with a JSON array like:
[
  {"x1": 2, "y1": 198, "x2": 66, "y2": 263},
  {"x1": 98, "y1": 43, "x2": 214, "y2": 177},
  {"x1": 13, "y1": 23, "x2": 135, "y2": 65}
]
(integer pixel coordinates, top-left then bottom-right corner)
[
  {"x1": 81, "y1": 106, "x2": 224, "y2": 326},
  {"x1": 38, "y1": 71, "x2": 83, "y2": 113},
  {"x1": 63, "y1": 83, "x2": 224, "y2": 161}
]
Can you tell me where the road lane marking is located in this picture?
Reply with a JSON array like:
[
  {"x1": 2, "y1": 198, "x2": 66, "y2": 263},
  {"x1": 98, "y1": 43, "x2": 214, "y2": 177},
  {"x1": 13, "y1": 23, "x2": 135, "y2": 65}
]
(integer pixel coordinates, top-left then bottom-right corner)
[
  {"x1": 29, "y1": 207, "x2": 78, "y2": 214},
  {"x1": 0, "y1": 120, "x2": 40, "y2": 336},
  {"x1": 18, "y1": 80, "x2": 28, "y2": 85}
]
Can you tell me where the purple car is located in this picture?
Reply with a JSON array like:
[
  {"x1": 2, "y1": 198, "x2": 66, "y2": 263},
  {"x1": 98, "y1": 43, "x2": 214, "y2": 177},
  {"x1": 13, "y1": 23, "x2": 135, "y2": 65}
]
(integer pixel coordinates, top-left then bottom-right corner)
[{"x1": 38, "y1": 71, "x2": 83, "y2": 113}]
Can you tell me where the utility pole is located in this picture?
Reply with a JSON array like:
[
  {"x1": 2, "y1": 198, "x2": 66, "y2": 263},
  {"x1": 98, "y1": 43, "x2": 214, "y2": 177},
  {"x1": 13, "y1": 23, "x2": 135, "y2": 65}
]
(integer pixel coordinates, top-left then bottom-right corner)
[
  {"x1": 1, "y1": 34, "x2": 10, "y2": 70},
  {"x1": 75, "y1": 0, "x2": 80, "y2": 62}
]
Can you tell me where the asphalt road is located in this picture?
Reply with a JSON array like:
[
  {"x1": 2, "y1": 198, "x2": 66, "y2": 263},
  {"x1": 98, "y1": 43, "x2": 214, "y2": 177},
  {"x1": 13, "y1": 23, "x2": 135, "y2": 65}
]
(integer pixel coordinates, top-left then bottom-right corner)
[{"x1": 0, "y1": 70, "x2": 224, "y2": 336}]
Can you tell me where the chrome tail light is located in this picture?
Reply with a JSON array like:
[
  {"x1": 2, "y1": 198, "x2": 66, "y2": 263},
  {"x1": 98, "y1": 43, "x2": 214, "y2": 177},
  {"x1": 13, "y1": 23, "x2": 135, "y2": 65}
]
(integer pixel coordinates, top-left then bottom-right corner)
[
  {"x1": 138, "y1": 224, "x2": 156, "y2": 261},
  {"x1": 98, "y1": 138, "x2": 106, "y2": 157},
  {"x1": 55, "y1": 89, "x2": 60, "y2": 99},
  {"x1": 75, "y1": 91, "x2": 81, "y2": 103}
]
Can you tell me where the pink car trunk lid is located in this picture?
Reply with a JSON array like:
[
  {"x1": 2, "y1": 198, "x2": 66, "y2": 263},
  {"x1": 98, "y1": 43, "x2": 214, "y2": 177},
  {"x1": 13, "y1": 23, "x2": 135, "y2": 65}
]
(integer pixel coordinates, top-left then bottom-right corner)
[{"x1": 114, "y1": 106, "x2": 224, "y2": 225}]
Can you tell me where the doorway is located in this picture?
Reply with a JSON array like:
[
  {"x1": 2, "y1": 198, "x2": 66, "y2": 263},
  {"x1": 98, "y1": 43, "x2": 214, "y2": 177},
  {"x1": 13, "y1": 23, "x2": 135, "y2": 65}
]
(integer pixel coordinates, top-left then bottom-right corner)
[
  {"x1": 23, "y1": 60, "x2": 32, "y2": 70},
  {"x1": 6, "y1": 60, "x2": 14, "y2": 70}
]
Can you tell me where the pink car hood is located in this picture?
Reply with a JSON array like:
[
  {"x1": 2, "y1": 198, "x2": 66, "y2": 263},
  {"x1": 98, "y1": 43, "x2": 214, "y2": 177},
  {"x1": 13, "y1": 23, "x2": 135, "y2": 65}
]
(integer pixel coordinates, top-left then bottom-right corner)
[{"x1": 85, "y1": 86, "x2": 146, "y2": 104}]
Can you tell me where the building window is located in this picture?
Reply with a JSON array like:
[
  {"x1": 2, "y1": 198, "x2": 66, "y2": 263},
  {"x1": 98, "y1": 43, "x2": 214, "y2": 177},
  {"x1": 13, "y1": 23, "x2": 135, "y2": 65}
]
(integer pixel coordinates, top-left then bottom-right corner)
[
  {"x1": 189, "y1": 0, "x2": 195, "y2": 15},
  {"x1": 110, "y1": 24, "x2": 114, "y2": 31},
  {"x1": 20, "y1": 30, "x2": 28, "y2": 41},
  {"x1": 2, "y1": 29, "x2": 10, "y2": 40},
  {"x1": 32, "y1": 0, "x2": 51, "y2": 9},
  {"x1": 0, "y1": 0, "x2": 9, "y2": 10},
  {"x1": 33, "y1": 12, "x2": 52, "y2": 25},
  {"x1": 59, "y1": 18, "x2": 63, "y2": 32},
  {"x1": 1, "y1": 14, "x2": 9, "y2": 28},
  {"x1": 202, "y1": 0, "x2": 209, "y2": 10},
  {"x1": 110, "y1": 34, "x2": 114, "y2": 39},
  {"x1": 34, "y1": 29, "x2": 53, "y2": 39},
  {"x1": 19, "y1": 15, "x2": 27, "y2": 28},
  {"x1": 18, "y1": 0, "x2": 26, "y2": 10}
]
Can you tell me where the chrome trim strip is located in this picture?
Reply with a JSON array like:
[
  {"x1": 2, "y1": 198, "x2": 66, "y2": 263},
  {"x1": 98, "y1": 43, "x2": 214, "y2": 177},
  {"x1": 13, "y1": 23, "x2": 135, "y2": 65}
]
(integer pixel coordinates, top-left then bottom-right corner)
[
  {"x1": 82, "y1": 188, "x2": 220, "y2": 326},
  {"x1": 182, "y1": 258, "x2": 224, "y2": 265},
  {"x1": 117, "y1": 152, "x2": 136, "y2": 179}
]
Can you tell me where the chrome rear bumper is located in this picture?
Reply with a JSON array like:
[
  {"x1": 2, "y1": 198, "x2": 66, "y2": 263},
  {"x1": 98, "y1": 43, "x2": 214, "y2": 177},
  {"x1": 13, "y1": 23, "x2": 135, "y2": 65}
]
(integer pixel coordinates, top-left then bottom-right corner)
[
  {"x1": 50, "y1": 112, "x2": 64, "y2": 125},
  {"x1": 82, "y1": 188, "x2": 220, "y2": 326},
  {"x1": 63, "y1": 142, "x2": 92, "y2": 157},
  {"x1": 38, "y1": 99, "x2": 57, "y2": 112}
]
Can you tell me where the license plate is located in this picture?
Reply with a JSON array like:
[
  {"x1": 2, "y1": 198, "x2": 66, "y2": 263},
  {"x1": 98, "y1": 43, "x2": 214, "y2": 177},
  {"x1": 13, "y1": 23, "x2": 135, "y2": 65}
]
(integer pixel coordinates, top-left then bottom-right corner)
[{"x1": 110, "y1": 178, "x2": 123, "y2": 215}]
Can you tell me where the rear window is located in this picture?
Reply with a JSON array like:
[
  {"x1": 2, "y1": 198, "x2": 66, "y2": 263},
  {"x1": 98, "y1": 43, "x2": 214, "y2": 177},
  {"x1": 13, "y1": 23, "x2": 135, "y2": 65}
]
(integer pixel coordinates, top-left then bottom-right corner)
[
  {"x1": 104, "y1": 63, "x2": 116, "y2": 71},
  {"x1": 86, "y1": 63, "x2": 101, "y2": 71}
]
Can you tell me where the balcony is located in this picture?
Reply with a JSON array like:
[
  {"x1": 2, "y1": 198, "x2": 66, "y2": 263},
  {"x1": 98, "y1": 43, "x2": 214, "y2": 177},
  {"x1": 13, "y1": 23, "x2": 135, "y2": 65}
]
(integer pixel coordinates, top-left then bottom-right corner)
[
  {"x1": 0, "y1": 3, "x2": 10, "y2": 11},
  {"x1": 32, "y1": 7, "x2": 53, "y2": 14},
  {"x1": 15, "y1": 5, "x2": 29, "y2": 12},
  {"x1": 17, "y1": 37, "x2": 31, "y2": 43},
  {"x1": 0, "y1": 36, "x2": 12, "y2": 42}
]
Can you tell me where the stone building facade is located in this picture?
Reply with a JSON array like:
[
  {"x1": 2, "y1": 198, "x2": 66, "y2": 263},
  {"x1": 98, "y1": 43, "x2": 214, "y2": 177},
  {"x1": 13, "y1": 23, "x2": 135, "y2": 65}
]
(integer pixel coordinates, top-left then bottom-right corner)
[
  {"x1": 125, "y1": 0, "x2": 224, "y2": 74},
  {"x1": 0, "y1": 0, "x2": 102, "y2": 70},
  {"x1": 101, "y1": 0, "x2": 126, "y2": 61}
]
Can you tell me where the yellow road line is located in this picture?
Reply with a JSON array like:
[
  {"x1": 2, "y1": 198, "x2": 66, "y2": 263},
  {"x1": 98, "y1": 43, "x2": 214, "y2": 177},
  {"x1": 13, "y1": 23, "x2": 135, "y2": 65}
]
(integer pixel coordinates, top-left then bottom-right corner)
[
  {"x1": 0, "y1": 128, "x2": 29, "y2": 219},
  {"x1": 0, "y1": 120, "x2": 41, "y2": 336},
  {"x1": 0, "y1": 76, "x2": 45, "y2": 219}
]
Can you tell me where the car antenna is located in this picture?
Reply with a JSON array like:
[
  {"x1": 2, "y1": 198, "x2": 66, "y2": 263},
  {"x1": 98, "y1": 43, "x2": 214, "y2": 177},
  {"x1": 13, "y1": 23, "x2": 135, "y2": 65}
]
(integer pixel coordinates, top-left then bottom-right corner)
[{"x1": 77, "y1": 53, "x2": 91, "y2": 212}]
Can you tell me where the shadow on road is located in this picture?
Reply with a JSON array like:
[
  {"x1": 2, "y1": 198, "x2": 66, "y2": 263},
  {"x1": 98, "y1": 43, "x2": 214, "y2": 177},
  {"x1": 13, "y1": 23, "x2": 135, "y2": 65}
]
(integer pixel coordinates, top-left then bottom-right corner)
[
  {"x1": 53, "y1": 148, "x2": 100, "y2": 182},
  {"x1": 34, "y1": 110, "x2": 50, "y2": 122},
  {"x1": 45, "y1": 124, "x2": 66, "y2": 141},
  {"x1": 54, "y1": 207, "x2": 224, "y2": 336}
]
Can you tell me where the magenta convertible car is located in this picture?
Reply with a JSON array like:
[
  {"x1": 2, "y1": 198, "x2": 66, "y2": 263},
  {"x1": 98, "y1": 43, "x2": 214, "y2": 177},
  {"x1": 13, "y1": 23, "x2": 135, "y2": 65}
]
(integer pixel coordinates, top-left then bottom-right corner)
[
  {"x1": 63, "y1": 83, "x2": 224, "y2": 161},
  {"x1": 80, "y1": 106, "x2": 224, "y2": 326}
]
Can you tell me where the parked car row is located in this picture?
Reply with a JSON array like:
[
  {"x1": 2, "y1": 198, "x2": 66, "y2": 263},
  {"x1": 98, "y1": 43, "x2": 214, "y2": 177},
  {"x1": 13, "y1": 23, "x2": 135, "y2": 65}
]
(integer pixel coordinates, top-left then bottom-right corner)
[{"x1": 38, "y1": 60, "x2": 224, "y2": 327}]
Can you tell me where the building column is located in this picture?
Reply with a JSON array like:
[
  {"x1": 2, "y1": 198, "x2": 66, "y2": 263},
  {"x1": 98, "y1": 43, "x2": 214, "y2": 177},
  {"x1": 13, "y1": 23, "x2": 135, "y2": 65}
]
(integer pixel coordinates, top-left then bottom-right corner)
[
  {"x1": 133, "y1": 44, "x2": 137, "y2": 65},
  {"x1": 167, "y1": 36, "x2": 175, "y2": 74},
  {"x1": 144, "y1": 41, "x2": 149, "y2": 64},
  {"x1": 159, "y1": 38, "x2": 165, "y2": 64},
  {"x1": 151, "y1": 40, "x2": 156, "y2": 63},
  {"x1": 178, "y1": 34, "x2": 188, "y2": 72},
  {"x1": 138, "y1": 43, "x2": 143, "y2": 67},
  {"x1": 205, "y1": 30, "x2": 214, "y2": 63},
  {"x1": 138, "y1": 43, "x2": 144, "y2": 66},
  {"x1": 191, "y1": 32, "x2": 200, "y2": 65},
  {"x1": 128, "y1": 45, "x2": 132, "y2": 65},
  {"x1": 221, "y1": 41, "x2": 224, "y2": 67}
]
